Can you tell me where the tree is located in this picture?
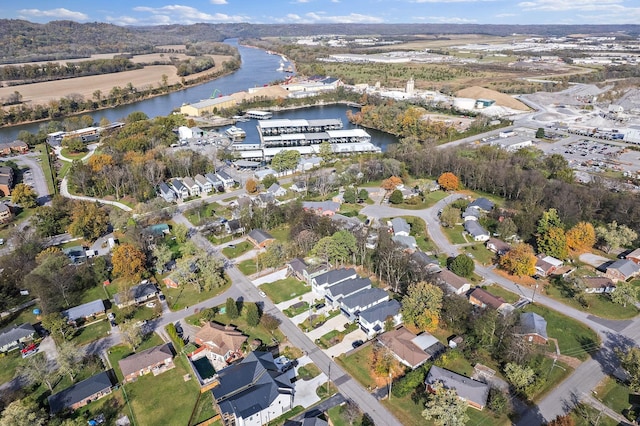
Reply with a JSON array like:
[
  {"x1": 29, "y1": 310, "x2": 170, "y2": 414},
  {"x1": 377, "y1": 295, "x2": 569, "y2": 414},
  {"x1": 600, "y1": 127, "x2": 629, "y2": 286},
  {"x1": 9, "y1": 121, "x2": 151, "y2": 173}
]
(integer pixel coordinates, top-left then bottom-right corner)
[
  {"x1": 358, "y1": 188, "x2": 369, "y2": 202},
  {"x1": 16, "y1": 353, "x2": 57, "y2": 391},
  {"x1": 496, "y1": 217, "x2": 518, "y2": 239},
  {"x1": 537, "y1": 208, "x2": 564, "y2": 235},
  {"x1": 112, "y1": 243, "x2": 146, "y2": 282},
  {"x1": 422, "y1": 382, "x2": 469, "y2": 426},
  {"x1": 260, "y1": 313, "x2": 280, "y2": 333},
  {"x1": 67, "y1": 201, "x2": 109, "y2": 241},
  {"x1": 381, "y1": 176, "x2": 402, "y2": 191},
  {"x1": 616, "y1": 347, "x2": 640, "y2": 392},
  {"x1": 437, "y1": 172, "x2": 459, "y2": 191},
  {"x1": 246, "y1": 303, "x2": 260, "y2": 327},
  {"x1": 389, "y1": 189, "x2": 403, "y2": 204},
  {"x1": 536, "y1": 226, "x2": 568, "y2": 259},
  {"x1": 487, "y1": 387, "x2": 510, "y2": 415},
  {"x1": 226, "y1": 297, "x2": 239, "y2": 319},
  {"x1": 343, "y1": 187, "x2": 357, "y2": 204},
  {"x1": 319, "y1": 141, "x2": 334, "y2": 162},
  {"x1": 440, "y1": 206, "x2": 461, "y2": 228},
  {"x1": 262, "y1": 174, "x2": 278, "y2": 189},
  {"x1": 152, "y1": 243, "x2": 173, "y2": 273},
  {"x1": 499, "y1": 243, "x2": 536, "y2": 277},
  {"x1": 312, "y1": 230, "x2": 357, "y2": 265},
  {"x1": 369, "y1": 345, "x2": 400, "y2": 378},
  {"x1": 173, "y1": 223, "x2": 189, "y2": 244},
  {"x1": 536, "y1": 127, "x2": 545, "y2": 138},
  {"x1": 548, "y1": 414, "x2": 575, "y2": 426},
  {"x1": 0, "y1": 399, "x2": 47, "y2": 426},
  {"x1": 11, "y1": 183, "x2": 37, "y2": 208},
  {"x1": 448, "y1": 254, "x2": 474, "y2": 277},
  {"x1": 40, "y1": 312, "x2": 72, "y2": 342},
  {"x1": 611, "y1": 281, "x2": 638, "y2": 308},
  {"x1": 566, "y1": 221, "x2": 596, "y2": 251},
  {"x1": 401, "y1": 281, "x2": 443, "y2": 332},
  {"x1": 56, "y1": 340, "x2": 83, "y2": 381},
  {"x1": 245, "y1": 178, "x2": 258, "y2": 194},
  {"x1": 271, "y1": 150, "x2": 300, "y2": 172},
  {"x1": 504, "y1": 362, "x2": 535, "y2": 393},
  {"x1": 596, "y1": 221, "x2": 638, "y2": 253},
  {"x1": 120, "y1": 319, "x2": 143, "y2": 350}
]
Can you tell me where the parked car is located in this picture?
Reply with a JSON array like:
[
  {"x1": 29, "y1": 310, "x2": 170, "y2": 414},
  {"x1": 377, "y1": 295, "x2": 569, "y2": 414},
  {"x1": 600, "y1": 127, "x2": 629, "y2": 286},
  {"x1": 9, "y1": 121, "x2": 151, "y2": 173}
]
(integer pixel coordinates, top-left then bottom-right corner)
[
  {"x1": 259, "y1": 290, "x2": 266, "y2": 297},
  {"x1": 352, "y1": 340, "x2": 364, "y2": 349},
  {"x1": 107, "y1": 312, "x2": 115, "y2": 320}
]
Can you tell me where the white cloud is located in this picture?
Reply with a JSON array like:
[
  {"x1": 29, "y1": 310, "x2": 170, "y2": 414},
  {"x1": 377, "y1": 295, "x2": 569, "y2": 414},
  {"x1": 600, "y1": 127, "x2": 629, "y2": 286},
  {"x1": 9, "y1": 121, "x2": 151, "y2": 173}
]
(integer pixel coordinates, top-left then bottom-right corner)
[
  {"x1": 423, "y1": 16, "x2": 477, "y2": 23},
  {"x1": 517, "y1": 0, "x2": 622, "y2": 11},
  {"x1": 129, "y1": 5, "x2": 249, "y2": 24},
  {"x1": 210, "y1": 0, "x2": 228, "y2": 4},
  {"x1": 18, "y1": 8, "x2": 89, "y2": 21},
  {"x1": 276, "y1": 11, "x2": 383, "y2": 23}
]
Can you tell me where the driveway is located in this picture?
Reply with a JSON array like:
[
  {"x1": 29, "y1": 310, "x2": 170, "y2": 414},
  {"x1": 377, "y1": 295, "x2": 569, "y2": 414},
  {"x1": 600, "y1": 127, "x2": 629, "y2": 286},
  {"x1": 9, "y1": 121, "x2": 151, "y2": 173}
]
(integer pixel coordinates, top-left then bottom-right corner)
[
  {"x1": 253, "y1": 268, "x2": 288, "y2": 286},
  {"x1": 578, "y1": 253, "x2": 611, "y2": 269},
  {"x1": 288, "y1": 356, "x2": 327, "y2": 408},
  {"x1": 324, "y1": 328, "x2": 368, "y2": 358},
  {"x1": 306, "y1": 314, "x2": 347, "y2": 341}
]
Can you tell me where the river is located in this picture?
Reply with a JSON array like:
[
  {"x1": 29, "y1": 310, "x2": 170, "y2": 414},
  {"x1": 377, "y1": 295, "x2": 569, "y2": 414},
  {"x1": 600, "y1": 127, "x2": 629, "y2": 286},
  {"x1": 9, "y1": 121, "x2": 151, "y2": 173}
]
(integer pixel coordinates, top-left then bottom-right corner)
[{"x1": 0, "y1": 40, "x2": 398, "y2": 150}]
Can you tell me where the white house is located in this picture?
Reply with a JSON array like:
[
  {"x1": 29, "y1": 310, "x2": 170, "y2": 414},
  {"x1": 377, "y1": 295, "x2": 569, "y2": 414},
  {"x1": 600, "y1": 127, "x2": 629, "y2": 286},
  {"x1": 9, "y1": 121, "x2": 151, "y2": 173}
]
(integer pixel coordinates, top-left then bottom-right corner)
[
  {"x1": 391, "y1": 217, "x2": 410, "y2": 236},
  {"x1": 171, "y1": 179, "x2": 189, "y2": 199},
  {"x1": 311, "y1": 268, "x2": 357, "y2": 298},
  {"x1": 324, "y1": 277, "x2": 372, "y2": 308},
  {"x1": 182, "y1": 177, "x2": 201, "y2": 197},
  {"x1": 358, "y1": 299, "x2": 402, "y2": 338},
  {"x1": 464, "y1": 221, "x2": 490, "y2": 242},
  {"x1": 266, "y1": 183, "x2": 287, "y2": 197},
  {"x1": 194, "y1": 174, "x2": 213, "y2": 194},
  {"x1": 340, "y1": 288, "x2": 389, "y2": 322},
  {"x1": 216, "y1": 170, "x2": 235, "y2": 188}
]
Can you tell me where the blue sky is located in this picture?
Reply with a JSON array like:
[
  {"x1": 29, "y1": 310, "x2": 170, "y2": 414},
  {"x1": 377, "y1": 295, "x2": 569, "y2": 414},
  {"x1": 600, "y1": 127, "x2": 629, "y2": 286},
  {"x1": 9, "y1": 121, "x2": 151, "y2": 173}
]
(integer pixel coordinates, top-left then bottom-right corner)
[{"x1": 3, "y1": 0, "x2": 640, "y2": 26}]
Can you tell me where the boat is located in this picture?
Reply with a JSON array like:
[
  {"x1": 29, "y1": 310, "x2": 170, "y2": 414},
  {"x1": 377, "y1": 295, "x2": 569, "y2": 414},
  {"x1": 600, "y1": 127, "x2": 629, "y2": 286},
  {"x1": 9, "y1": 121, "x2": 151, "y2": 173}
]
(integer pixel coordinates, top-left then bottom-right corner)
[
  {"x1": 285, "y1": 65, "x2": 294, "y2": 73},
  {"x1": 277, "y1": 61, "x2": 284, "y2": 72},
  {"x1": 225, "y1": 126, "x2": 246, "y2": 141}
]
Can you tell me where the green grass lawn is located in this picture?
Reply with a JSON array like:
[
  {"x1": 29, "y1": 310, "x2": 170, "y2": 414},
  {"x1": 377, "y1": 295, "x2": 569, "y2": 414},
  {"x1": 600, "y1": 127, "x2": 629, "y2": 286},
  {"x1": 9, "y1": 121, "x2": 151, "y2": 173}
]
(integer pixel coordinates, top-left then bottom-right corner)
[
  {"x1": 327, "y1": 404, "x2": 370, "y2": 426},
  {"x1": 269, "y1": 224, "x2": 290, "y2": 243},
  {"x1": 317, "y1": 323, "x2": 358, "y2": 349},
  {"x1": 0, "y1": 306, "x2": 38, "y2": 329},
  {"x1": 0, "y1": 350, "x2": 26, "y2": 384},
  {"x1": 60, "y1": 148, "x2": 88, "y2": 160},
  {"x1": 71, "y1": 319, "x2": 111, "y2": 346},
  {"x1": 125, "y1": 355, "x2": 202, "y2": 426},
  {"x1": 483, "y1": 285, "x2": 520, "y2": 303},
  {"x1": 435, "y1": 350, "x2": 475, "y2": 377},
  {"x1": 79, "y1": 284, "x2": 111, "y2": 305},
  {"x1": 546, "y1": 278, "x2": 639, "y2": 320},
  {"x1": 596, "y1": 376, "x2": 634, "y2": 416},
  {"x1": 529, "y1": 357, "x2": 574, "y2": 402},
  {"x1": 392, "y1": 191, "x2": 449, "y2": 210},
  {"x1": 336, "y1": 345, "x2": 377, "y2": 389},
  {"x1": 221, "y1": 241, "x2": 253, "y2": 258},
  {"x1": 463, "y1": 244, "x2": 495, "y2": 265},
  {"x1": 283, "y1": 301, "x2": 310, "y2": 318},
  {"x1": 162, "y1": 279, "x2": 231, "y2": 311},
  {"x1": 260, "y1": 277, "x2": 310, "y2": 304},
  {"x1": 36, "y1": 144, "x2": 55, "y2": 195},
  {"x1": 522, "y1": 304, "x2": 600, "y2": 360},
  {"x1": 298, "y1": 363, "x2": 321, "y2": 380},
  {"x1": 183, "y1": 202, "x2": 222, "y2": 226},
  {"x1": 237, "y1": 258, "x2": 258, "y2": 276},
  {"x1": 442, "y1": 225, "x2": 467, "y2": 244}
]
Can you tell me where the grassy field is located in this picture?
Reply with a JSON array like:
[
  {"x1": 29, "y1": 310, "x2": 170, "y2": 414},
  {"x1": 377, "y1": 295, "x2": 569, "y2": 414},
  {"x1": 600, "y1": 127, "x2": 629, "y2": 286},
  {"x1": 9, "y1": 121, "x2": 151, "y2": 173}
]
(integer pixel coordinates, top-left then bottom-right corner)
[
  {"x1": 36, "y1": 144, "x2": 56, "y2": 195},
  {"x1": 183, "y1": 202, "x2": 222, "y2": 226},
  {"x1": 237, "y1": 258, "x2": 258, "y2": 276},
  {"x1": 72, "y1": 319, "x2": 111, "y2": 346},
  {"x1": 0, "y1": 350, "x2": 26, "y2": 384},
  {"x1": 298, "y1": 363, "x2": 321, "y2": 380},
  {"x1": 269, "y1": 224, "x2": 291, "y2": 243},
  {"x1": 442, "y1": 225, "x2": 467, "y2": 244},
  {"x1": 336, "y1": 345, "x2": 377, "y2": 389},
  {"x1": 260, "y1": 277, "x2": 310, "y2": 304},
  {"x1": 595, "y1": 376, "x2": 634, "y2": 417},
  {"x1": 483, "y1": 285, "x2": 520, "y2": 303},
  {"x1": 546, "y1": 278, "x2": 639, "y2": 320},
  {"x1": 522, "y1": 304, "x2": 600, "y2": 360},
  {"x1": 221, "y1": 241, "x2": 253, "y2": 258},
  {"x1": 162, "y1": 279, "x2": 231, "y2": 311},
  {"x1": 463, "y1": 244, "x2": 495, "y2": 265}
]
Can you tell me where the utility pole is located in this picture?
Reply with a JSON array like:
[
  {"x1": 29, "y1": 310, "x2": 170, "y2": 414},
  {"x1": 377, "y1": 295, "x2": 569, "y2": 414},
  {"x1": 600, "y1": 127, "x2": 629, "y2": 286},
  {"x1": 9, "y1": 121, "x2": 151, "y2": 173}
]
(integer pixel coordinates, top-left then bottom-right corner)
[
  {"x1": 388, "y1": 371, "x2": 392, "y2": 400},
  {"x1": 532, "y1": 283, "x2": 539, "y2": 304}
]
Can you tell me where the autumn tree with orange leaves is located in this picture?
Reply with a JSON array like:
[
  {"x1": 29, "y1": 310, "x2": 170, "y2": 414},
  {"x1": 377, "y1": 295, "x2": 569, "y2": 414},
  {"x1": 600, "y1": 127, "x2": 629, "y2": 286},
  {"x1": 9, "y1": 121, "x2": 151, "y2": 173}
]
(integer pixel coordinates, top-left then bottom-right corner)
[
  {"x1": 566, "y1": 221, "x2": 596, "y2": 252},
  {"x1": 381, "y1": 176, "x2": 403, "y2": 192},
  {"x1": 438, "y1": 172, "x2": 459, "y2": 191}
]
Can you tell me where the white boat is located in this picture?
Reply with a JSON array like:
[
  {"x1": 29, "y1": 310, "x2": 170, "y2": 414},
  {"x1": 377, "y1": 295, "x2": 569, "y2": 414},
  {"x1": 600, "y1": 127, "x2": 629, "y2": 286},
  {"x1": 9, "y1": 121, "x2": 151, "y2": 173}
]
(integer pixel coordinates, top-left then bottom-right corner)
[
  {"x1": 225, "y1": 126, "x2": 246, "y2": 141},
  {"x1": 277, "y1": 61, "x2": 285, "y2": 72}
]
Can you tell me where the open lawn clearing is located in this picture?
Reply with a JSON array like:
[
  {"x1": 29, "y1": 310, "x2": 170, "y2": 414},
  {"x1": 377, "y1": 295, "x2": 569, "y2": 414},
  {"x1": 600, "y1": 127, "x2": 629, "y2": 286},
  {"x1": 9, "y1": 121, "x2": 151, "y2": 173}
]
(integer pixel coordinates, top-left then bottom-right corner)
[
  {"x1": 184, "y1": 202, "x2": 223, "y2": 226},
  {"x1": 0, "y1": 350, "x2": 26, "y2": 384},
  {"x1": 393, "y1": 191, "x2": 448, "y2": 210},
  {"x1": 442, "y1": 224, "x2": 467, "y2": 244},
  {"x1": 522, "y1": 304, "x2": 600, "y2": 361},
  {"x1": 269, "y1": 225, "x2": 290, "y2": 243},
  {"x1": 328, "y1": 404, "x2": 374, "y2": 426},
  {"x1": 222, "y1": 241, "x2": 253, "y2": 258},
  {"x1": 317, "y1": 323, "x2": 358, "y2": 349},
  {"x1": 546, "y1": 278, "x2": 638, "y2": 320},
  {"x1": 71, "y1": 319, "x2": 111, "y2": 346},
  {"x1": 284, "y1": 301, "x2": 310, "y2": 318},
  {"x1": 237, "y1": 258, "x2": 258, "y2": 276},
  {"x1": 570, "y1": 404, "x2": 619, "y2": 426},
  {"x1": 107, "y1": 333, "x2": 165, "y2": 382},
  {"x1": 0, "y1": 305, "x2": 38, "y2": 329},
  {"x1": 162, "y1": 278, "x2": 231, "y2": 311},
  {"x1": 336, "y1": 345, "x2": 377, "y2": 389},
  {"x1": 60, "y1": 148, "x2": 87, "y2": 160},
  {"x1": 125, "y1": 355, "x2": 201, "y2": 426},
  {"x1": 79, "y1": 285, "x2": 110, "y2": 305},
  {"x1": 464, "y1": 244, "x2": 495, "y2": 265},
  {"x1": 595, "y1": 376, "x2": 634, "y2": 417},
  {"x1": 435, "y1": 350, "x2": 474, "y2": 377},
  {"x1": 528, "y1": 357, "x2": 574, "y2": 402},
  {"x1": 191, "y1": 391, "x2": 218, "y2": 425},
  {"x1": 36, "y1": 144, "x2": 55, "y2": 194},
  {"x1": 483, "y1": 285, "x2": 520, "y2": 304},
  {"x1": 261, "y1": 277, "x2": 310, "y2": 304},
  {"x1": 207, "y1": 233, "x2": 235, "y2": 245},
  {"x1": 297, "y1": 363, "x2": 321, "y2": 380}
]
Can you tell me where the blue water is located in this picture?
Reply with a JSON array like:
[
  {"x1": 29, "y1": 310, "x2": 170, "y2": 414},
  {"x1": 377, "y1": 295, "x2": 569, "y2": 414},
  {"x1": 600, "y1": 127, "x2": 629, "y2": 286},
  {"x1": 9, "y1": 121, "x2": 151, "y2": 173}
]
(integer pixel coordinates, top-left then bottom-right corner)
[{"x1": 0, "y1": 39, "x2": 398, "y2": 150}]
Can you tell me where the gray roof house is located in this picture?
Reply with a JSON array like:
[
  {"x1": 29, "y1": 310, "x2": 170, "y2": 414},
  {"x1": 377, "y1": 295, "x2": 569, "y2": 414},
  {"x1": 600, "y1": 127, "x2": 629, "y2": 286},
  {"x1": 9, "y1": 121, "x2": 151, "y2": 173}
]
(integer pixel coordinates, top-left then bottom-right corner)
[
  {"x1": 436, "y1": 270, "x2": 471, "y2": 296},
  {"x1": 464, "y1": 221, "x2": 490, "y2": 242},
  {"x1": 330, "y1": 213, "x2": 363, "y2": 231},
  {"x1": 468, "y1": 197, "x2": 494, "y2": 212},
  {"x1": 182, "y1": 176, "x2": 200, "y2": 196},
  {"x1": 212, "y1": 351, "x2": 294, "y2": 425},
  {"x1": 0, "y1": 323, "x2": 36, "y2": 352},
  {"x1": 462, "y1": 206, "x2": 480, "y2": 221},
  {"x1": 216, "y1": 170, "x2": 235, "y2": 187},
  {"x1": 114, "y1": 282, "x2": 159, "y2": 308},
  {"x1": 605, "y1": 259, "x2": 640, "y2": 282},
  {"x1": 171, "y1": 178, "x2": 189, "y2": 199},
  {"x1": 247, "y1": 229, "x2": 275, "y2": 248},
  {"x1": 425, "y1": 365, "x2": 490, "y2": 410},
  {"x1": 340, "y1": 288, "x2": 389, "y2": 322},
  {"x1": 62, "y1": 299, "x2": 106, "y2": 323},
  {"x1": 325, "y1": 278, "x2": 372, "y2": 308},
  {"x1": 392, "y1": 235, "x2": 418, "y2": 251},
  {"x1": 48, "y1": 371, "x2": 113, "y2": 413},
  {"x1": 290, "y1": 181, "x2": 307, "y2": 193},
  {"x1": 391, "y1": 217, "x2": 410, "y2": 236},
  {"x1": 311, "y1": 268, "x2": 357, "y2": 297},
  {"x1": 205, "y1": 173, "x2": 223, "y2": 189},
  {"x1": 118, "y1": 343, "x2": 175, "y2": 382},
  {"x1": 195, "y1": 174, "x2": 213, "y2": 193},
  {"x1": 410, "y1": 251, "x2": 441, "y2": 274},
  {"x1": 225, "y1": 219, "x2": 245, "y2": 235},
  {"x1": 158, "y1": 182, "x2": 176, "y2": 202},
  {"x1": 517, "y1": 312, "x2": 548, "y2": 344},
  {"x1": 358, "y1": 299, "x2": 402, "y2": 338},
  {"x1": 267, "y1": 183, "x2": 287, "y2": 197}
]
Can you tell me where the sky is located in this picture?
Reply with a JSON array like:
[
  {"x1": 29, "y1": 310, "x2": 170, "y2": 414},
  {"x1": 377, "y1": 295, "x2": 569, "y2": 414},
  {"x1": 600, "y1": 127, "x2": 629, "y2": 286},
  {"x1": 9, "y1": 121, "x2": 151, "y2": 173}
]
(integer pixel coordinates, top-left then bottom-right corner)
[{"x1": 3, "y1": 0, "x2": 640, "y2": 26}]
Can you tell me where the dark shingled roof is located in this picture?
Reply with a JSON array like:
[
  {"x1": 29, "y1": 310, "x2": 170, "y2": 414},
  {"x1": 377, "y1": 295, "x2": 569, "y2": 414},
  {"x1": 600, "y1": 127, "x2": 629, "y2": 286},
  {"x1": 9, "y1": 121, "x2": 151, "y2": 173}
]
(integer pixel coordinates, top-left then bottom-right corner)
[
  {"x1": 313, "y1": 268, "x2": 356, "y2": 287},
  {"x1": 118, "y1": 343, "x2": 173, "y2": 378},
  {"x1": 325, "y1": 277, "x2": 372, "y2": 299},
  {"x1": 48, "y1": 371, "x2": 112, "y2": 413}
]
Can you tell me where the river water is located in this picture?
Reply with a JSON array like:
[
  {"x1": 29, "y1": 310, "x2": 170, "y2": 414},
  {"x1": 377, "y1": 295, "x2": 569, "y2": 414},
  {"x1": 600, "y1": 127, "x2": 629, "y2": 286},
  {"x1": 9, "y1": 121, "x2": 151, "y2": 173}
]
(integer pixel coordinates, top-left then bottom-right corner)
[{"x1": 0, "y1": 39, "x2": 398, "y2": 150}]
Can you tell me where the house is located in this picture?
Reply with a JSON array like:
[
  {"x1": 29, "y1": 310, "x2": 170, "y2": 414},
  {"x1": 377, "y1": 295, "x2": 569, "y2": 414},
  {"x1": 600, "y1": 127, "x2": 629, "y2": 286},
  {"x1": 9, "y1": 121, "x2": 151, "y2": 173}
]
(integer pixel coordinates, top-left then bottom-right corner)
[
  {"x1": 7, "y1": 140, "x2": 29, "y2": 154},
  {"x1": 287, "y1": 258, "x2": 330, "y2": 284},
  {"x1": 113, "y1": 282, "x2": 159, "y2": 308},
  {"x1": 284, "y1": 416, "x2": 328, "y2": 426},
  {"x1": 410, "y1": 251, "x2": 441, "y2": 274},
  {"x1": 247, "y1": 229, "x2": 275, "y2": 248},
  {"x1": 182, "y1": 177, "x2": 201, "y2": 197},
  {"x1": 195, "y1": 322, "x2": 248, "y2": 365},
  {"x1": 391, "y1": 217, "x2": 410, "y2": 236},
  {"x1": 144, "y1": 223, "x2": 170, "y2": 239},
  {"x1": 158, "y1": 182, "x2": 176, "y2": 203},
  {"x1": 391, "y1": 235, "x2": 418, "y2": 251},
  {"x1": 468, "y1": 288, "x2": 509, "y2": 312},
  {"x1": 325, "y1": 277, "x2": 372, "y2": 308},
  {"x1": 62, "y1": 245, "x2": 87, "y2": 265},
  {"x1": 195, "y1": 174, "x2": 213, "y2": 193},
  {"x1": 436, "y1": 270, "x2": 471, "y2": 295},
  {"x1": 331, "y1": 214, "x2": 363, "y2": 231},
  {"x1": 0, "y1": 323, "x2": 36, "y2": 353},
  {"x1": 298, "y1": 156, "x2": 322, "y2": 171},
  {"x1": 48, "y1": 371, "x2": 113, "y2": 414},
  {"x1": 205, "y1": 173, "x2": 224, "y2": 191},
  {"x1": 425, "y1": 366, "x2": 489, "y2": 410},
  {"x1": 255, "y1": 192, "x2": 276, "y2": 208},
  {"x1": 171, "y1": 178, "x2": 189, "y2": 199},
  {"x1": 254, "y1": 167, "x2": 277, "y2": 181},
  {"x1": 582, "y1": 277, "x2": 616, "y2": 294},
  {"x1": 302, "y1": 201, "x2": 340, "y2": 216},
  {"x1": 340, "y1": 288, "x2": 389, "y2": 322},
  {"x1": 462, "y1": 206, "x2": 480, "y2": 221},
  {"x1": 267, "y1": 183, "x2": 287, "y2": 197},
  {"x1": 0, "y1": 166, "x2": 14, "y2": 196},
  {"x1": 377, "y1": 327, "x2": 445, "y2": 370},
  {"x1": 62, "y1": 299, "x2": 106, "y2": 324},
  {"x1": 535, "y1": 254, "x2": 564, "y2": 277},
  {"x1": 290, "y1": 181, "x2": 307, "y2": 193},
  {"x1": 486, "y1": 238, "x2": 510, "y2": 255},
  {"x1": 311, "y1": 268, "x2": 357, "y2": 297},
  {"x1": 0, "y1": 203, "x2": 12, "y2": 223},
  {"x1": 216, "y1": 170, "x2": 235, "y2": 188},
  {"x1": 358, "y1": 299, "x2": 402, "y2": 338},
  {"x1": 118, "y1": 343, "x2": 175, "y2": 383},
  {"x1": 464, "y1": 221, "x2": 490, "y2": 242},
  {"x1": 468, "y1": 197, "x2": 494, "y2": 212},
  {"x1": 225, "y1": 219, "x2": 245, "y2": 235},
  {"x1": 626, "y1": 248, "x2": 640, "y2": 264},
  {"x1": 517, "y1": 312, "x2": 548, "y2": 345},
  {"x1": 212, "y1": 351, "x2": 294, "y2": 426},
  {"x1": 605, "y1": 259, "x2": 640, "y2": 282}
]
